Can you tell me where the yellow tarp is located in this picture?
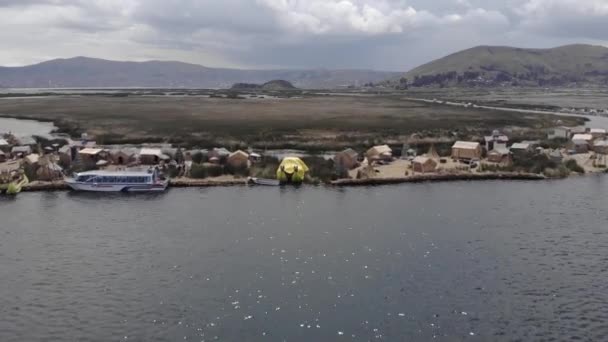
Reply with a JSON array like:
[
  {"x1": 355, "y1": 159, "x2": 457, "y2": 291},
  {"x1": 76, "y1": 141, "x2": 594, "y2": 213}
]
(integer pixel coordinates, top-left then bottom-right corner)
[{"x1": 276, "y1": 157, "x2": 309, "y2": 183}]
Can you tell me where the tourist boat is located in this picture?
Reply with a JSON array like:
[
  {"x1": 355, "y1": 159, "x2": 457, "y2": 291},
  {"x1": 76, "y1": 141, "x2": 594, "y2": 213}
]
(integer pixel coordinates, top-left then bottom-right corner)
[
  {"x1": 65, "y1": 169, "x2": 168, "y2": 192},
  {"x1": 247, "y1": 177, "x2": 280, "y2": 186}
]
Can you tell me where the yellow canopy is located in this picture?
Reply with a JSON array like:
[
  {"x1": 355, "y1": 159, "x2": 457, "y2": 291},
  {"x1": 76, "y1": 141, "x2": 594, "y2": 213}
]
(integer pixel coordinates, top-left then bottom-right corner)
[{"x1": 276, "y1": 157, "x2": 309, "y2": 183}]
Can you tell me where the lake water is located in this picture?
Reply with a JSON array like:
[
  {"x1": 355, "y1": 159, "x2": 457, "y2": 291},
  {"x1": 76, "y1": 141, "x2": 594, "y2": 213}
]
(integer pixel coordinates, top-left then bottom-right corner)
[
  {"x1": 0, "y1": 117, "x2": 56, "y2": 137},
  {"x1": 2, "y1": 177, "x2": 608, "y2": 341}
]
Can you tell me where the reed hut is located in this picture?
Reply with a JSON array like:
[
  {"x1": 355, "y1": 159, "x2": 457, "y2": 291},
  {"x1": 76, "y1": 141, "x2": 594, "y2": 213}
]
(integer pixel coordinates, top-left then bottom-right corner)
[
  {"x1": 487, "y1": 147, "x2": 510, "y2": 163},
  {"x1": 593, "y1": 140, "x2": 608, "y2": 154},
  {"x1": 590, "y1": 128, "x2": 607, "y2": 140},
  {"x1": 0, "y1": 138, "x2": 9, "y2": 153},
  {"x1": 78, "y1": 148, "x2": 106, "y2": 167},
  {"x1": 58, "y1": 145, "x2": 72, "y2": 167},
  {"x1": 11, "y1": 145, "x2": 32, "y2": 158},
  {"x1": 412, "y1": 156, "x2": 437, "y2": 173},
  {"x1": 451, "y1": 141, "x2": 481, "y2": 160},
  {"x1": 0, "y1": 150, "x2": 6, "y2": 163},
  {"x1": 366, "y1": 145, "x2": 392, "y2": 162},
  {"x1": 208, "y1": 148, "x2": 231, "y2": 163},
  {"x1": 227, "y1": 150, "x2": 250, "y2": 168},
  {"x1": 139, "y1": 148, "x2": 169, "y2": 165},
  {"x1": 110, "y1": 148, "x2": 138, "y2": 165},
  {"x1": 335, "y1": 148, "x2": 359, "y2": 170}
]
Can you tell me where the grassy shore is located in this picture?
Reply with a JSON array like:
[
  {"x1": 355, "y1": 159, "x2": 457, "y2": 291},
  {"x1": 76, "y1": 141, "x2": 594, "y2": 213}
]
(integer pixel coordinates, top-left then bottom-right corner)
[{"x1": 0, "y1": 93, "x2": 584, "y2": 150}]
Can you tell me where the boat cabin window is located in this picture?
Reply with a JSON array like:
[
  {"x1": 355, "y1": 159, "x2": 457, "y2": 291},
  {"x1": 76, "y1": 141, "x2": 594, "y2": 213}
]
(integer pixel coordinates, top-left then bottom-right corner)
[
  {"x1": 76, "y1": 175, "x2": 95, "y2": 182},
  {"x1": 78, "y1": 175, "x2": 151, "y2": 183}
]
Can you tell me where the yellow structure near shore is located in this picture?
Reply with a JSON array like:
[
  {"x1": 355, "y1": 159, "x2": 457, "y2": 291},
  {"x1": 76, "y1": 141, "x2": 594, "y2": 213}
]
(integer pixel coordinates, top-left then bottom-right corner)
[
  {"x1": 276, "y1": 157, "x2": 309, "y2": 184},
  {"x1": 6, "y1": 174, "x2": 29, "y2": 195}
]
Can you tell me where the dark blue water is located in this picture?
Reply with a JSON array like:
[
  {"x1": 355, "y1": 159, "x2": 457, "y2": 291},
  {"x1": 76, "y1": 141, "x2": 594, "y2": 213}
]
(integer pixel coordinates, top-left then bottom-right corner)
[{"x1": 1, "y1": 177, "x2": 608, "y2": 341}]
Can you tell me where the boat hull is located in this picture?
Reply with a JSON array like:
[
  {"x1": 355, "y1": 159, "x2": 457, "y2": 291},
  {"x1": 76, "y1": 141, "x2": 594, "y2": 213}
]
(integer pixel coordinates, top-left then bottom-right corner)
[
  {"x1": 247, "y1": 177, "x2": 280, "y2": 186},
  {"x1": 66, "y1": 181, "x2": 168, "y2": 192}
]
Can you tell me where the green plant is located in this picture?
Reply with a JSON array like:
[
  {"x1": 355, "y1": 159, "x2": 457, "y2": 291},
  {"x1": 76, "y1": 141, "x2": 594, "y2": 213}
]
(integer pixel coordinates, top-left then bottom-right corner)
[
  {"x1": 192, "y1": 152, "x2": 204, "y2": 164},
  {"x1": 190, "y1": 163, "x2": 208, "y2": 179},
  {"x1": 564, "y1": 159, "x2": 585, "y2": 174},
  {"x1": 224, "y1": 164, "x2": 250, "y2": 177}
]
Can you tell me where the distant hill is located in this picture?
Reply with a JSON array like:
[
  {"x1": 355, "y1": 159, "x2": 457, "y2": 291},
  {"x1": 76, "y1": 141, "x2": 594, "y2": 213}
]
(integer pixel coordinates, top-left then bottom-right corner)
[
  {"x1": 0, "y1": 57, "x2": 400, "y2": 89},
  {"x1": 231, "y1": 80, "x2": 297, "y2": 91},
  {"x1": 393, "y1": 44, "x2": 608, "y2": 88}
]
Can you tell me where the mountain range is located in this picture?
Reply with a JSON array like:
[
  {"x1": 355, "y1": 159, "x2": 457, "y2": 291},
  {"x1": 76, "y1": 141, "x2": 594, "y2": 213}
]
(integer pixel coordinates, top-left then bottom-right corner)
[
  {"x1": 397, "y1": 44, "x2": 608, "y2": 88},
  {"x1": 2, "y1": 44, "x2": 608, "y2": 89},
  {"x1": 0, "y1": 57, "x2": 399, "y2": 89}
]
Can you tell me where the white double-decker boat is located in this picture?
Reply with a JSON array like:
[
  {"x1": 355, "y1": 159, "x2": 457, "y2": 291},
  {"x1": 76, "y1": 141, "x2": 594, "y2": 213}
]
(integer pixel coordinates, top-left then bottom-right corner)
[{"x1": 66, "y1": 169, "x2": 169, "y2": 192}]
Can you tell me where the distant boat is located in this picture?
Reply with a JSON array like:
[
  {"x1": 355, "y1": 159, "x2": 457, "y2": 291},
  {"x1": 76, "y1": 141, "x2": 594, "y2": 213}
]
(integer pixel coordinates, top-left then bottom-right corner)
[
  {"x1": 247, "y1": 177, "x2": 280, "y2": 186},
  {"x1": 65, "y1": 169, "x2": 168, "y2": 192}
]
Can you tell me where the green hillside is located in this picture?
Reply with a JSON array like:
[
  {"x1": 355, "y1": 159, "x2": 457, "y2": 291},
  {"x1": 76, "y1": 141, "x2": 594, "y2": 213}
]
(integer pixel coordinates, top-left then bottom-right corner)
[{"x1": 397, "y1": 44, "x2": 608, "y2": 87}]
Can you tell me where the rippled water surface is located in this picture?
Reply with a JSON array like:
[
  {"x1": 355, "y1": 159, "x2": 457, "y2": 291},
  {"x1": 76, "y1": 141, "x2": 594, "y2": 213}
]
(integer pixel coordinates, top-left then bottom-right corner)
[
  {"x1": 0, "y1": 117, "x2": 57, "y2": 137},
  {"x1": 2, "y1": 178, "x2": 608, "y2": 341}
]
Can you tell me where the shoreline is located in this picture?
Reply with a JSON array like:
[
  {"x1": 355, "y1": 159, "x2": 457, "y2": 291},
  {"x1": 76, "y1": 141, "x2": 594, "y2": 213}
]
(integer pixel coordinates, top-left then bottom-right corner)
[
  {"x1": 14, "y1": 172, "x2": 561, "y2": 193},
  {"x1": 331, "y1": 172, "x2": 546, "y2": 186}
]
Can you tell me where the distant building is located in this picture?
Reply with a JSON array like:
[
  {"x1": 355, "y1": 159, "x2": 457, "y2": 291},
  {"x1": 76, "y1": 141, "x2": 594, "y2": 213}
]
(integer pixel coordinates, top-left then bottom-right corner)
[
  {"x1": 487, "y1": 147, "x2": 510, "y2": 163},
  {"x1": 412, "y1": 156, "x2": 437, "y2": 173},
  {"x1": 58, "y1": 145, "x2": 72, "y2": 167},
  {"x1": 366, "y1": 145, "x2": 392, "y2": 162},
  {"x1": 11, "y1": 145, "x2": 32, "y2": 158},
  {"x1": 208, "y1": 148, "x2": 231, "y2": 163},
  {"x1": 510, "y1": 143, "x2": 532, "y2": 154},
  {"x1": 571, "y1": 134, "x2": 594, "y2": 153},
  {"x1": 249, "y1": 152, "x2": 262, "y2": 164},
  {"x1": 590, "y1": 128, "x2": 607, "y2": 139},
  {"x1": 335, "y1": 148, "x2": 359, "y2": 170},
  {"x1": 139, "y1": 148, "x2": 169, "y2": 165},
  {"x1": 548, "y1": 126, "x2": 571, "y2": 140},
  {"x1": 0, "y1": 150, "x2": 6, "y2": 163},
  {"x1": 24, "y1": 153, "x2": 40, "y2": 166},
  {"x1": 593, "y1": 140, "x2": 608, "y2": 154},
  {"x1": 549, "y1": 150, "x2": 564, "y2": 163},
  {"x1": 110, "y1": 148, "x2": 138, "y2": 165},
  {"x1": 0, "y1": 138, "x2": 9, "y2": 153},
  {"x1": 226, "y1": 150, "x2": 250, "y2": 169},
  {"x1": 15, "y1": 135, "x2": 37, "y2": 146},
  {"x1": 451, "y1": 141, "x2": 481, "y2": 160},
  {"x1": 572, "y1": 134, "x2": 593, "y2": 143},
  {"x1": 79, "y1": 148, "x2": 107, "y2": 166},
  {"x1": 484, "y1": 130, "x2": 509, "y2": 151}
]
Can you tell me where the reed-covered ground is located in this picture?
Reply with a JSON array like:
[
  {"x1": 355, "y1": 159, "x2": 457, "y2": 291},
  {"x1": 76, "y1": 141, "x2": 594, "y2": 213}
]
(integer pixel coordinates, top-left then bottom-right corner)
[{"x1": 0, "y1": 92, "x2": 584, "y2": 150}]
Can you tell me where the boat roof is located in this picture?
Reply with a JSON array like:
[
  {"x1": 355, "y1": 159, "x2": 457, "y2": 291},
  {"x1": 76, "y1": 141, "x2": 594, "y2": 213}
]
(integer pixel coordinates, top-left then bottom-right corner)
[{"x1": 76, "y1": 170, "x2": 154, "y2": 177}]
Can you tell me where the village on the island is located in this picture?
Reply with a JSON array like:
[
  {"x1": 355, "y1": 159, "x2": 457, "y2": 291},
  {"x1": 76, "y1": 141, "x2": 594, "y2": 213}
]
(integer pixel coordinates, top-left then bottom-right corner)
[{"x1": 1, "y1": 123, "x2": 607, "y2": 193}]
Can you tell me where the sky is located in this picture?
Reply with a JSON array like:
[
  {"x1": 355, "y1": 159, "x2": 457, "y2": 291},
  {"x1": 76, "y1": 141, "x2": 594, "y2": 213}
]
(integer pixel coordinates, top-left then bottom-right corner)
[{"x1": 1, "y1": 0, "x2": 607, "y2": 71}]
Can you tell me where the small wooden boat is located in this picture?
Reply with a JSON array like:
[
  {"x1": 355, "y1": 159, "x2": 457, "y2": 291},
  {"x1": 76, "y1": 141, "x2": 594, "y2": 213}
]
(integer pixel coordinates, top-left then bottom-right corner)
[{"x1": 247, "y1": 177, "x2": 280, "y2": 186}]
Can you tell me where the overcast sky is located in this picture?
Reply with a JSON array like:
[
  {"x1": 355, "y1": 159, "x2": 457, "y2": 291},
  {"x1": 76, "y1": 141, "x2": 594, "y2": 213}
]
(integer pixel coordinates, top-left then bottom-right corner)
[{"x1": 1, "y1": 0, "x2": 607, "y2": 71}]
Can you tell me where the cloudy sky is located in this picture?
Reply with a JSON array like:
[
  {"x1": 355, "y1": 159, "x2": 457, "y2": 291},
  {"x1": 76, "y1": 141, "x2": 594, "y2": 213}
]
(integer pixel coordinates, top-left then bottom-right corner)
[{"x1": 1, "y1": 0, "x2": 607, "y2": 71}]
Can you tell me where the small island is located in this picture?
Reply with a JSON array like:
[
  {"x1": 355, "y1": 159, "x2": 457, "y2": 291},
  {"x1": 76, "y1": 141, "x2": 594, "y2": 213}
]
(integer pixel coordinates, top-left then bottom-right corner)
[{"x1": 230, "y1": 80, "x2": 297, "y2": 91}]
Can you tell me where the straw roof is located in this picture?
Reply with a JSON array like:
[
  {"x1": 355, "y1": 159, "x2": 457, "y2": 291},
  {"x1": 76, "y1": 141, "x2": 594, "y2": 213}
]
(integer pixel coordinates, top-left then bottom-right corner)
[
  {"x1": 367, "y1": 145, "x2": 392, "y2": 156},
  {"x1": 510, "y1": 143, "x2": 531, "y2": 150},
  {"x1": 139, "y1": 148, "x2": 163, "y2": 156},
  {"x1": 79, "y1": 148, "x2": 104, "y2": 155},
  {"x1": 413, "y1": 156, "x2": 432, "y2": 164},
  {"x1": 452, "y1": 141, "x2": 480, "y2": 149},
  {"x1": 228, "y1": 150, "x2": 249, "y2": 159},
  {"x1": 572, "y1": 134, "x2": 593, "y2": 142}
]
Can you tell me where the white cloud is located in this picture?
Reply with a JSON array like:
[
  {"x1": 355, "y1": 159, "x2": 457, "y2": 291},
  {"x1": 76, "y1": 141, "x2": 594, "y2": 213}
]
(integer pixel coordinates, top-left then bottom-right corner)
[
  {"x1": 256, "y1": 0, "x2": 508, "y2": 36},
  {"x1": 0, "y1": 0, "x2": 606, "y2": 70},
  {"x1": 515, "y1": 0, "x2": 608, "y2": 39}
]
